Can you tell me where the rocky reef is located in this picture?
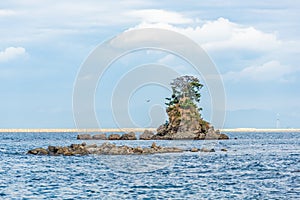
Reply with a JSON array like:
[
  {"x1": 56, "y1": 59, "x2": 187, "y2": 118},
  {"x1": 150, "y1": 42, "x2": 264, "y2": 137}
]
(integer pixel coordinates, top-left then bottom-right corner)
[
  {"x1": 27, "y1": 142, "x2": 224, "y2": 156},
  {"x1": 27, "y1": 142, "x2": 184, "y2": 156}
]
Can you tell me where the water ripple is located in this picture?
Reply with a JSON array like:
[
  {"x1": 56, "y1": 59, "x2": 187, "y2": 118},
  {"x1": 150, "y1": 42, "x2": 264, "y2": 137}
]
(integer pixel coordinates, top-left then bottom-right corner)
[{"x1": 0, "y1": 132, "x2": 299, "y2": 199}]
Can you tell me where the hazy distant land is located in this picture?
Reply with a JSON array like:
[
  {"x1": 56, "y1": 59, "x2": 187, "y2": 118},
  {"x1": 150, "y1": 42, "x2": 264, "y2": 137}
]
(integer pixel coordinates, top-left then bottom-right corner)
[{"x1": 0, "y1": 128, "x2": 300, "y2": 133}]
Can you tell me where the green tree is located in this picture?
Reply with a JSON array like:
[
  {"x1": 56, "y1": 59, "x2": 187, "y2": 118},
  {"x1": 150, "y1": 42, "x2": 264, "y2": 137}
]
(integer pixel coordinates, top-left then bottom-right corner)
[{"x1": 165, "y1": 75, "x2": 203, "y2": 108}]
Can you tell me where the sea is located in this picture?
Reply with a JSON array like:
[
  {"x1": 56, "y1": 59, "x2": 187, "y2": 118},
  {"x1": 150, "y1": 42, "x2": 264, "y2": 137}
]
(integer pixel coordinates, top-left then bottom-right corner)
[{"x1": 0, "y1": 131, "x2": 299, "y2": 199}]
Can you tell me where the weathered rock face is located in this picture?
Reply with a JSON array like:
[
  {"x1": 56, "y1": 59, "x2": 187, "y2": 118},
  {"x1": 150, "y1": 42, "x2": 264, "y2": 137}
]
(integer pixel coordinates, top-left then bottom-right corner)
[
  {"x1": 92, "y1": 134, "x2": 107, "y2": 140},
  {"x1": 155, "y1": 100, "x2": 229, "y2": 140},
  {"x1": 120, "y1": 132, "x2": 137, "y2": 140},
  {"x1": 139, "y1": 130, "x2": 154, "y2": 140},
  {"x1": 27, "y1": 142, "x2": 184, "y2": 156}
]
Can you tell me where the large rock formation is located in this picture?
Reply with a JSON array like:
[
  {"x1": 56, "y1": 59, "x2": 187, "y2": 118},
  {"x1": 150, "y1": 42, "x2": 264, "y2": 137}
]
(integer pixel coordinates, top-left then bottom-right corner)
[{"x1": 153, "y1": 97, "x2": 228, "y2": 140}]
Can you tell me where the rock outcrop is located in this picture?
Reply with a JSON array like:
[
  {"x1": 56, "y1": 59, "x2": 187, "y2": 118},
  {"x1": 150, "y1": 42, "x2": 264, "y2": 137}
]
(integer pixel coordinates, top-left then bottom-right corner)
[
  {"x1": 154, "y1": 99, "x2": 229, "y2": 140},
  {"x1": 27, "y1": 142, "x2": 184, "y2": 156}
]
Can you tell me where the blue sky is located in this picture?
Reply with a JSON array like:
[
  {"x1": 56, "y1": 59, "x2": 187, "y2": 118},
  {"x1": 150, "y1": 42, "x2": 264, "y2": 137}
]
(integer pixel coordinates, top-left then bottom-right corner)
[{"x1": 0, "y1": 0, "x2": 299, "y2": 128}]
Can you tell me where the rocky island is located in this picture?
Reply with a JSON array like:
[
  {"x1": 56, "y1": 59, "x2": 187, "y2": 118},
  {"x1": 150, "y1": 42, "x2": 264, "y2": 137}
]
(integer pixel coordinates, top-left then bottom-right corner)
[
  {"x1": 27, "y1": 76, "x2": 228, "y2": 156},
  {"x1": 153, "y1": 75, "x2": 228, "y2": 140}
]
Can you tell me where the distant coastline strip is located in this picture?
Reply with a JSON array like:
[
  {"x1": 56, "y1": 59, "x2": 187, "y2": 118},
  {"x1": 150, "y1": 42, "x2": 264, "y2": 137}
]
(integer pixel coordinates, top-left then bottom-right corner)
[
  {"x1": 0, "y1": 128, "x2": 300, "y2": 133},
  {"x1": 0, "y1": 128, "x2": 156, "y2": 133}
]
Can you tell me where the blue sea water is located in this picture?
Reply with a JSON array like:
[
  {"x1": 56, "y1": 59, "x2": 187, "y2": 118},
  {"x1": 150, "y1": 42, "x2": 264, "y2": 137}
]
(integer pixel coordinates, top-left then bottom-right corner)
[{"x1": 0, "y1": 132, "x2": 299, "y2": 199}]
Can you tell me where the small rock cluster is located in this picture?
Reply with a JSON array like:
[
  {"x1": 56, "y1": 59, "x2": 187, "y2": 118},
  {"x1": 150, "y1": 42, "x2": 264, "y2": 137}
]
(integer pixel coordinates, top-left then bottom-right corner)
[
  {"x1": 77, "y1": 131, "x2": 140, "y2": 140},
  {"x1": 77, "y1": 129, "x2": 228, "y2": 141}
]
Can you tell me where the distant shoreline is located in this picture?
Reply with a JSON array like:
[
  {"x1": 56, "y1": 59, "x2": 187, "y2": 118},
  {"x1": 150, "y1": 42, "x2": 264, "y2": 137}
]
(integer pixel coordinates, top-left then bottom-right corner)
[{"x1": 0, "y1": 128, "x2": 300, "y2": 133}]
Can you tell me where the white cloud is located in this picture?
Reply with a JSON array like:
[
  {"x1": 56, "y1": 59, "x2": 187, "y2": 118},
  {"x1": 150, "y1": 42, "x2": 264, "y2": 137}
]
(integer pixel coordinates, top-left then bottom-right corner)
[
  {"x1": 0, "y1": 47, "x2": 26, "y2": 62},
  {"x1": 127, "y1": 9, "x2": 193, "y2": 24},
  {"x1": 132, "y1": 17, "x2": 281, "y2": 52},
  {"x1": 224, "y1": 60, "x2": 296, "y2": 82},
  {"x1": 0, "y1": 9, "x2": 16, "y2": 16}
]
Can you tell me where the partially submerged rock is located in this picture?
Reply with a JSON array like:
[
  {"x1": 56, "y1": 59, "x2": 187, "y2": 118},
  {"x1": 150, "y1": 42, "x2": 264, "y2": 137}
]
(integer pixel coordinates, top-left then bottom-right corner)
[
  {"x1": 92, "y1": 134, "x2": 107, "y2": 140},
  {"x1": 27, "y1": 142, "x2": 184, "y2": 156},
  {"x1": 200, "y1": 148, "x2": 215, "y2": 152},
  {"x1": 77, "y1": 134, "x2": 92, "y2": 140}
]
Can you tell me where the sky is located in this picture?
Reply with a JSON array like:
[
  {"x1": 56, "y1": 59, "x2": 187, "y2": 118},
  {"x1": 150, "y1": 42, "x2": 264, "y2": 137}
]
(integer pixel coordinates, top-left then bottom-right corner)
[{"x1": 0, "y1": 0, "x2": 300, "y2": 128}]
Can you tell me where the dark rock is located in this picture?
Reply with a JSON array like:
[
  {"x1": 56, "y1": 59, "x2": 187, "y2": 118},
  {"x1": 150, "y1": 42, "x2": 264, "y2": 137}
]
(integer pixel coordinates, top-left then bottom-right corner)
[
  {"x1": 70, "y1": 143, "x2": 89, "y2": 155},
  {"x1": 92, "y1": 134, "x2": 107, "y2": 140},
  {"x1": 77, "y1": 134, "x2": 92, "y2": 140},
  {"x1": 218, "y1": 133, "x2": 229, "y2": 140},
  {"x1": 108, "y1": 134, "x2": 121, "y2": 140},
  {"x1": 48, "y1": 146, "x2": 58, "y2": 153},
  {"x1": 133, "y1": 147, "x2": 143, "y2": 153},
  {"x1": 221, "y1": 148, "x2": 228, "y2": 152},
  {"x1": 120, "y1": 132, "x2": 137, "y2": 140},
  {"x1": 140, "y1": 130, "x2": 154, "y2": 140}
]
